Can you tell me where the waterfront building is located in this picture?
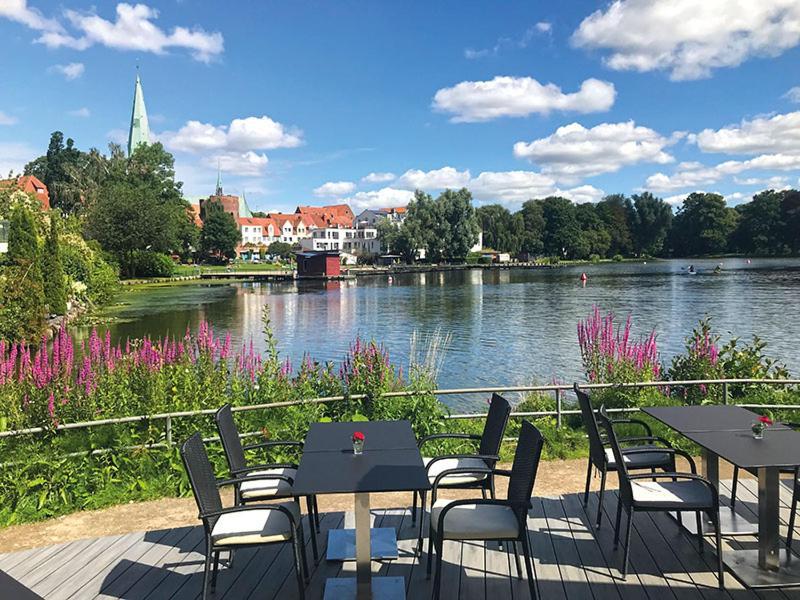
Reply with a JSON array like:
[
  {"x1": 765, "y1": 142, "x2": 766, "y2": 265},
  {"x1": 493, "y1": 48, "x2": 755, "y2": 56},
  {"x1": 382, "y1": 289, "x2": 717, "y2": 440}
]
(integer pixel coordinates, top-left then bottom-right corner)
[
  {"x1": 296, "y1": 251, "x2": 341, "y2": 278},
  {"x1": 127, "y1": 71, "x2": 150, "y2": 156},
  {"x1": 0, "y1": 175, "x2": 51, "y2": 211},
  {"x1": 300, "y1": 226, "x2": 380, "y2": 255},
  {"x1": 355, "y1": 206, "x2": 407, "y2": 228},
  {"x1": 296, "y1": 204, "x2": 355, "y2": 228}
]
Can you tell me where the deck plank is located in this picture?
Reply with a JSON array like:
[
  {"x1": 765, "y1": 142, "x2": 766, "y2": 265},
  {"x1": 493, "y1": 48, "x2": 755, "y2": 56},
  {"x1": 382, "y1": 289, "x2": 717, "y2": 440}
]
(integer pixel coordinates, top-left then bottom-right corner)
[{"x1": 0, "y1": 486, "x2": 775, "y2": 600}]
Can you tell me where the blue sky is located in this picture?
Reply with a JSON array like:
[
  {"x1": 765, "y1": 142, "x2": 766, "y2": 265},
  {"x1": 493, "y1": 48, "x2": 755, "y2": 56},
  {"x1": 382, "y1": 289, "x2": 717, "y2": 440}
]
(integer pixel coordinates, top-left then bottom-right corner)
[{"x1": 1, "y1": 1, "x2": 799, "y2": 213}]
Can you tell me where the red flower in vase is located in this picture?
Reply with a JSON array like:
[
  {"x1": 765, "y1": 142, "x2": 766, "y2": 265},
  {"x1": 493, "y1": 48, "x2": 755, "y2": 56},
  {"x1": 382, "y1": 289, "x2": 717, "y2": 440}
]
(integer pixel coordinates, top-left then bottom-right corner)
[
  {"x1": 352, "y1": 431, "x2": 365, "y2": 442},
  {"x1": 758, "y1": 416, "x2": 773, "y2": 426}
]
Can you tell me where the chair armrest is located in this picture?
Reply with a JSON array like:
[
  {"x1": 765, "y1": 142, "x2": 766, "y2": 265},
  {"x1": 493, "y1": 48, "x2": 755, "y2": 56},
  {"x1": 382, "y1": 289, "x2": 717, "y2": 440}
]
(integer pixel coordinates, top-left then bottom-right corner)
[
  {"x1": 612, "y1": 447, "x2": 697, "y2": 473},
  {"x1": 425, "y1": 453, "x2": 500, "y2": 473},
  {"x1": 200, "y1": 503, "x2": 298, "y2": 528},
  {"x1": 611, "y1": 417, "x2": 653, "y2": 436},
  {"x1": 617, "y1": 436, "x2": 673, "y2": 448},
  {"x1": 243, "y1": 440, "x2": 303, "y2": 452},
  {"x1": 217, "y1": 473, "x2": 294, "y2": 488},
  {"x1": 417, "y1": 433, "x2": 481, "y2": 449},
  {"x1": 231, "y1": 463, "x2": 297, "y2": 475},
  {"x1": 492, "y1": 468, "x2": 513, "y2": 478}
]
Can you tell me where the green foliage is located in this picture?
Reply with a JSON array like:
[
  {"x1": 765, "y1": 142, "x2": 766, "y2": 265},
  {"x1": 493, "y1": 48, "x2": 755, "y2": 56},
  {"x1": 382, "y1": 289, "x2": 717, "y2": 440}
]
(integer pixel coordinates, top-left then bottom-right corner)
[
  {"x1": 0, "y1": 206, "x2": 45, "y2": 341},
  {"x1": 267, "y1": 240, "x2": 293, "y2": 259},
  {"x1": 199, "y1": 200, "x2": 240, "y2": 261},
  {"x1": 42, "y1": 214, "x2": 67, "y2": 315},
  {"x1": 60, "y1": 233, "x2": 119, "y2": 305},
  {"x1": 121, "y1": 251, "x2": 175, "y2": 278},
  {"x1": 668, "y1": 193, "x2": 739, "y2": 256},
  {"x1": 668, "y1": 318, "x2": 725, "y2": 404}
]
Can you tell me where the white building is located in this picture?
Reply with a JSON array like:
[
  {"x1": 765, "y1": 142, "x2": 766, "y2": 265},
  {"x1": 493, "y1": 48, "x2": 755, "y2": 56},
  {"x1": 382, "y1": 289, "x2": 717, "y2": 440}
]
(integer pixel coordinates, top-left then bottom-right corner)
[
  {"x1": 355, "y1": 206, "x2": 407, "y2": 228},
  {"x1": 300, "y1": 226, "x2": 381, "y2": 255}
]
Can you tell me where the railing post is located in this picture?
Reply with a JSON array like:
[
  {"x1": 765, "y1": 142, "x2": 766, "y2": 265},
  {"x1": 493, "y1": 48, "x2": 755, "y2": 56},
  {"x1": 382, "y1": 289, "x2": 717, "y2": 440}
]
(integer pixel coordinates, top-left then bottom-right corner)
[
  {"x1": 555, "y1": 388, "x2": 562, "y2": 429},
  {"x1": 165, "y1": 415, "x2": 172, "y2": 447},
  {"x1": 723, "y1": 382, "x2": 729, "y2": 405}
]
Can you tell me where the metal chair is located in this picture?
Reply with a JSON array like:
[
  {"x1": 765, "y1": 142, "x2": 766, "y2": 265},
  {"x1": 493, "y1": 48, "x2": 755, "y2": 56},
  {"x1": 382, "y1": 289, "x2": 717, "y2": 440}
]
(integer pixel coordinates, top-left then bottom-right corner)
[
  {"x1": 413, "y1": 393, "x2": 512, "y2": 551},
  {"x1": 597, "y1": 407, "x2": 725, "y2": 588},
  {"x1": 214, "y1": 404, "x2": 319, "y2": 562},
  {"x1": 575, "y1": 383, "x2": 676, "y2": 528},
  {"x1": 426, "y1": 419, "x2": 544, "y2": 600},
  {"x1": 180, "y1": 433, "x2": 309, "y2": 600}
]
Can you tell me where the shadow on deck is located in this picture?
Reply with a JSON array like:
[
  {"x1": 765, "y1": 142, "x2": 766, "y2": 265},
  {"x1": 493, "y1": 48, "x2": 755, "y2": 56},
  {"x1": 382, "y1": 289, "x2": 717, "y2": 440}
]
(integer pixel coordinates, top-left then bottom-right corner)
[{"x1": 1, "y1": 479, "x2": 797, "y2": 599}]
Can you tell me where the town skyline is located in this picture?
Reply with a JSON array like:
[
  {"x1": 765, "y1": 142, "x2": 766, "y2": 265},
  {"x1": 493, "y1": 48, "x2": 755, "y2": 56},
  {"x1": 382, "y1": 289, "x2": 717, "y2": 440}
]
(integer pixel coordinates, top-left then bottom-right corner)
[{"x1": 1, "y1": 1, "x2": 800, "y2": 214}]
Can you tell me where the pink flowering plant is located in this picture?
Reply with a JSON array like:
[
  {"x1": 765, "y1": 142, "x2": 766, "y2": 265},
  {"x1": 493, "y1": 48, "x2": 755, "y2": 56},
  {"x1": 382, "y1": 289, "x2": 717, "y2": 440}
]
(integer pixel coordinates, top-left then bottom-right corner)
[{"x1": 667, "y1": 318, "x2": 725, "y2": 405}]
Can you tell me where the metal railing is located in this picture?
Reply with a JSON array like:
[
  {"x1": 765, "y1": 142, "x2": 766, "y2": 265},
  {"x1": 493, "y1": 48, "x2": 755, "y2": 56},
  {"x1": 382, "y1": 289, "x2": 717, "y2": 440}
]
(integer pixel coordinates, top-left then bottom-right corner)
[{"x1": 2, "y1": 378, "x2": 799, "y2": 445}]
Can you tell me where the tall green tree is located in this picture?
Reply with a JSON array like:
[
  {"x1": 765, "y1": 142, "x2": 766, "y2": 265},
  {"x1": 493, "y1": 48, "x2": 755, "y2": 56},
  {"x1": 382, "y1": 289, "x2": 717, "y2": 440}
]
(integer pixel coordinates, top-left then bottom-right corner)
[
  {"x1": 438, "y1": 188, "x2": 479, "y2": 260},
  {"x1": 0, "y1": 206, "x2": 45, "y2": 340},
  {"x1": 84, "y1": 143, "x2": 195, "y2": 276},
  {"x1": 200, "y1": 200, "x2": 241, "y2": 261},
  {"x1": 476, "y1": 204, "x2": 522, "y2": 253},
  {"x1": 630, "y1": 192, "x2": 673, "y2": 256},
  {"x1": 25, "y1": 131, "x2": 84, "y2": 213},
  {"x1": 596, "y1": 194, "x2": 635, "y2": 256},
  {"x1": 539, "y1": 196, "x2": 581, "y2": 258},
  {"x1": 668, "y1": 192, "x2": 738, "y2": 256},
  {"x1": 518, "y1": 200, "x2": 545, "y2": 255},
  {"x1": 574, "y1": 202, "x2": 612, "y2": 258},
  {"x1": 733, "y1": 191, "x2": 785, "y2": 255},
  {"x1": 781, "y1": 190, "x2": 800, "y2": 254},
  {"x1": 42, "y1": 213, "x2": 67, "y2": 315}
]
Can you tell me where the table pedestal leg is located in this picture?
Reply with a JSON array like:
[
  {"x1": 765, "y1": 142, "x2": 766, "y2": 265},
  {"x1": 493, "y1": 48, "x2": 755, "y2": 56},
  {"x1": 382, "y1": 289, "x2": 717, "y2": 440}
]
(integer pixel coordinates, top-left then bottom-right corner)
[
  {"x1": 355, "y1": 492, "x2": 372, "y2": 600},
  {"x1": 758, "y1": 467, "x2": 780, "y2": 571},
  {"x1": 703, "y1": 449, "x2": 720, "y2": 490}
]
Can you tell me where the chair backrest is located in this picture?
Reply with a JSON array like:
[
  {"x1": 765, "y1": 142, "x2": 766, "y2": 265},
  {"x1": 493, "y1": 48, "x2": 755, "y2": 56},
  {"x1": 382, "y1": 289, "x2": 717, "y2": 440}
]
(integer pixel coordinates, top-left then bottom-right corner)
[
  {"x1": 506, "y1": 420, "x2": 544, "y2": 509},
  {"x1": 596, "y1": 407, "x2": 632, "y2": 504},
  {"x1": 215, "y1": 404, "x2": 247, "y2": 474},
  {"x1": 181, "y1": 432, "x2": 223, "y2": 523},
  {"x1": 574, "y1": 383, "x2": 606, "y2": 468},
  {"x1": 479, "y1": 393, "x2": 512, "y2": 461}
]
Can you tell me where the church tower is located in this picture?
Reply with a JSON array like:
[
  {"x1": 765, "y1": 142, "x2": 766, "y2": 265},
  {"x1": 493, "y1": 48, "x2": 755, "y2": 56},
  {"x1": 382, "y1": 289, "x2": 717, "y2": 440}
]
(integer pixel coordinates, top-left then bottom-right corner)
[{"x1": 128, "y1": 70, "x2": 151, "y2": 156}]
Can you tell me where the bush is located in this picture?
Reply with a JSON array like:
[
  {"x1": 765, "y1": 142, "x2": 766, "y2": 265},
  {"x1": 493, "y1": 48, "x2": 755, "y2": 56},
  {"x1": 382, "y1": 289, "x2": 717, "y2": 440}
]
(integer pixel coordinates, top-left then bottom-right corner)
[
  {"x1": 612, "y1": 254, "x2": 624, "y2": 262},
  {"x1": 589, "y1": 253, "x2": 601, "y2": 263},
  {"x1": 122, "y1": 251, "x2": 175, "y2": 278},
  {"x1": 61, "y1": 234, "x2": 119, "y2": 306}
]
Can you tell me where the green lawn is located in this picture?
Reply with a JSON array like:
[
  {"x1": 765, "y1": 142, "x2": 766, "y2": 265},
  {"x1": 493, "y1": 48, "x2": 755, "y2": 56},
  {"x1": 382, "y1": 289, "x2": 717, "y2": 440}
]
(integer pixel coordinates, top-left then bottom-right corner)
[{"x1": 173, "y1": 262, "x2": 291, "y2": 276}]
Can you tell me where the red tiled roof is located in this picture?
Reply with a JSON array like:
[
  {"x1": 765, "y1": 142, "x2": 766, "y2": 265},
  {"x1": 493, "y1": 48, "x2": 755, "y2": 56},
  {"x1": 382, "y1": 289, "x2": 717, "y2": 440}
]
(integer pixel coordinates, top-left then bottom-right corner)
[
  {"x1": 188, "y1": 203, "x2": 203, "y2": 227},
  {"x1": 0, "y1": 175, "x2": 50, "y2": 210},
  {"x1": 379, "y1": 206, "x2": 407, "y2": 213},
  {"x1": 295, "y1": 204, "x2": 355, "y2": 227}
]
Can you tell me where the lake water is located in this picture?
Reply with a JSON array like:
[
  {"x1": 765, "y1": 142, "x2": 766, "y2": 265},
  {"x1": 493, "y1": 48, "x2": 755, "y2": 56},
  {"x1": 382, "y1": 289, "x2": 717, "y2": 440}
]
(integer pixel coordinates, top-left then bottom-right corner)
[{"x1": 84, "y1": 258, "x2": 800, "y2": 410}]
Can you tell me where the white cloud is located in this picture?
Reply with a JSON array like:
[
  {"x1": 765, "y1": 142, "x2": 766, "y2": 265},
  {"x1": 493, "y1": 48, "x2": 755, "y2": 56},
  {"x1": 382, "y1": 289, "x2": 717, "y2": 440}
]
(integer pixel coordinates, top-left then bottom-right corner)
[
  {"x1": 107, "y1": 128, "x2": 128, "y2": 145},
  {"x1": 162, "y1": 116, "x2": 302, "y2": 154},
  {"x1": 663, "y1": 193, "x2": 689, "y2": 206},
  {"x1": 692, "y1": 111, "x2": 800, "y2": 155},
  {"x1": 733, "y1": 175, "x2": 789, "y2": 188},
  {"x1": 11, "y1": 2, "x2": 225, "y2": 63},
  {"x1": 464, "y1": 24, "x2": 552, "y2": 60},
  {"x1": 343, "y1": 187, "x2": 416, "y2": 212},
  {"x1": 396, "y1": 167, "x2": 471, "y2": 190},
  {"x1": 432, "y1": 76, "x2": 615, "y2": 122},
  {"x1": 0, "y1": 0, "x2": 61, "y2": 32},
  {"x1": 470, "y1": 170, "x2": 604, "y2": 205},
  {"x1": 0, "y1": 111, "x2": 18, "y2": 126},
  {"x1": 562, "y1": 184, "x2": 605, "y2": 204},
  {"x1": 514, "y1": 121, "x2": 674, "y2": 181},
  {"x1": 68, "y1": 107, "x2": 90, "y2": 118},
  {"x1": 646, "y1": 154, "x2": 800, "y2": 192},
  {"x1": 572, "y1": 0, "x2": 800, "y2": 80},
  {"x1": 785, "y1": 87, "x2": 800, "y2": 104},
  {"x1": 361, "y1": 172, "x2": 396, "y2": 184},
  {"x1": 0, "y1": 142, "x2": 37, "y2": 177},
  {"x1": 313, "y1": 181, "x2": 356, "y2": 197},
  {"x1": 203, "y1": 151, "x2": 269, "y2": 177},
  {"x1": 50, "y1": 62, "x2": 85, "y2": 80}
]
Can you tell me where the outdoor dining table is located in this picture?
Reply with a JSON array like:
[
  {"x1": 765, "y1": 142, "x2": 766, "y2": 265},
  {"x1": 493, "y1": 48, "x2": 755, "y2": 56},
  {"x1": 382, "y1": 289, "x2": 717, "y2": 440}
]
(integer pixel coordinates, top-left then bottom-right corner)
[
  {"x1": 292, "y1": 420, "x2": 430, "y2": 600},
  {"x1": 643, "y1": 405, "x2": 800, "y2": 588}
]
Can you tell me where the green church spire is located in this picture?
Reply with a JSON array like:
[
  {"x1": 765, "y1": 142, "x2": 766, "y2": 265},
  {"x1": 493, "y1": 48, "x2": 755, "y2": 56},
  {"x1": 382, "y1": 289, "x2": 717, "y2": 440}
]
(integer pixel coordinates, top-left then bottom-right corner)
[
  {"x1": 128, "y1": 70, "x2": 150, "y2": 156},
  {"x1": 215, "y1": 160, "x2": 223, "y2": 195}
]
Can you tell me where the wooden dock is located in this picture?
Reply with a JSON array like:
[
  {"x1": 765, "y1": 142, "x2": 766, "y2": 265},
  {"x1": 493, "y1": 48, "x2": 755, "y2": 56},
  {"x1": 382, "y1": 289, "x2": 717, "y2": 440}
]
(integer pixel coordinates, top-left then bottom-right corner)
[{"x1": 0, "y1": 480, "x2": 795, "y2": 599}]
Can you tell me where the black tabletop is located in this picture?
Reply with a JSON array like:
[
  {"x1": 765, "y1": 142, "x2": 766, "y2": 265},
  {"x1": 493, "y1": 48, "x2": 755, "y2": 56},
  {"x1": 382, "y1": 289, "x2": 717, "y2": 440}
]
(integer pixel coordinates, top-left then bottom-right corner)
[
  {"x1": 292, "y1": 448, "x2": 431, "y2": 495},
  {"x1": 642, "y1": 405, "x2": 791, "y2": 433},
  {"x1": 303, "y1": 420, "x2": 418, "y2": 453},
  {"x1": 682, "y1": 429, "x2": 800, "y2": 469}
]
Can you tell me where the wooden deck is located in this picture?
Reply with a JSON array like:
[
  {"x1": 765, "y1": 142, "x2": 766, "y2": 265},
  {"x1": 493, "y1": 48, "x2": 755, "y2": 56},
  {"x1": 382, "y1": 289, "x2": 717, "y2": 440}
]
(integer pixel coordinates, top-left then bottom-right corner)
[{"x1": 1, "y1": 479, "x2": 799, "y2": 599}]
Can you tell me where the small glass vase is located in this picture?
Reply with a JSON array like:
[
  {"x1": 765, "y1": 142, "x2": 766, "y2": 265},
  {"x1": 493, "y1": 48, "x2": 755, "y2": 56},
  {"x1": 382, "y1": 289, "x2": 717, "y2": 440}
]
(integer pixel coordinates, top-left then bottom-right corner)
[
  {"x1": 752, "y1": 424, "x2": 765, "y2": 440},
  {"x1": 353, "y1": 439, "x2": 364, "y2": 455}
]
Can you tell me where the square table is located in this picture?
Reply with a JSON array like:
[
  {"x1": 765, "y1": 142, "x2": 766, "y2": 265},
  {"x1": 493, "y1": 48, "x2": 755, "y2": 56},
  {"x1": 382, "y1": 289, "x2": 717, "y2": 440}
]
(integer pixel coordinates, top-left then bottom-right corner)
[
  {"x1": 292, "y1": 421, "x2": 430, "y2": 600},
  {"x1": 643, "y1": 405, "x2": 800, "y2": 589}
]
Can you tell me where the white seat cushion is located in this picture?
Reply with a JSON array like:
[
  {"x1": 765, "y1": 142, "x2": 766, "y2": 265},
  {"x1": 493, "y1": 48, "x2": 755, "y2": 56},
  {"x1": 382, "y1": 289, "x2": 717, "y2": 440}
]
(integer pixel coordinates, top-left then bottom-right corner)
[
  {"x1": 430, "y1": 499, "x2": 519, "y2": 540},
  {"x1": 631, "y1": 480, "x2": 713, "y2": 508},
  {"x1": 424, "y1": 457, "x2": 489, "y2": 486},
  {"x1": 605, "y1": 446, "x2": 672, "y2": 469},
  {"x1": 211, "y1": 501, "x2": 299, "y2": 546},
  {"x1": 239, "y1": 467, "x2": 296, "y2": 499}
]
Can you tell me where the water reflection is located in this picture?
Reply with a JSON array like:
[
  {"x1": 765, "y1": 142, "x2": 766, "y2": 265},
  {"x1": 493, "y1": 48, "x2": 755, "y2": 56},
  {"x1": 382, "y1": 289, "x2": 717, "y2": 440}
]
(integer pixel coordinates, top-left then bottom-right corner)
[{"x1": 82, "y1": 258, "x2": 800, "y2": 409}]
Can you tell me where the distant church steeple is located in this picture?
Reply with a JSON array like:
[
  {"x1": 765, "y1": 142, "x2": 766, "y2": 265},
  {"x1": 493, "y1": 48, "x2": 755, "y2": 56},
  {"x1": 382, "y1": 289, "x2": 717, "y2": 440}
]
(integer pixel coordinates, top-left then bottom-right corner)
[
  {"x1": 128, "y1": 68, "x2": 151, "y2": 156},
  {"x1": 215, "y1": 160, "x2": 223, "y2": 195}
]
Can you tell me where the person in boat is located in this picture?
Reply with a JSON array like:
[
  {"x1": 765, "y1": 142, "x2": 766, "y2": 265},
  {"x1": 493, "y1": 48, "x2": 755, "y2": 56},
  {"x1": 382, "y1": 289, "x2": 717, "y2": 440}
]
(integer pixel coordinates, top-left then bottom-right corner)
[
  {"x1": 714, "y1": 263, "x2": 722, "y2": 274},
  {"x1": 687, "y1": 265, "x2": 696, "y2": 274}
]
